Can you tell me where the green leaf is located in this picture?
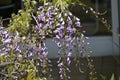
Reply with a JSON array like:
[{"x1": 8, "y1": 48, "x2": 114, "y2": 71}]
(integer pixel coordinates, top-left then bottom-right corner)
[
  {"x1": 0, "y1": 36, "x2": 2, "y2": 45},
  {"x1": 53, "y1": 0, "x2": 69, "y2": 10},
  {"x1": 27, "y1": 70, "x2": 35, "y2": 80},
  {"x1": 110, "y1": 74, "x2": 115, "y2": 80}
]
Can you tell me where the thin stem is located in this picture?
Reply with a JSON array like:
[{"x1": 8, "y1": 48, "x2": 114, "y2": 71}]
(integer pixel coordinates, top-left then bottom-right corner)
[
  {"x1": 0, "y1": 62, "x2": 14, "y2": 67},
  {"x1": 32, "y1": 13, "x2": 39, "y2": 25},
  {"x1": 76, "y1": 1, "x2": 120, "y2": 37},
  {"x1": 76, "y1": 29, "x2": 95, "y2": 79},
  {"x1": 74, "y1": 37, "x2": 84, "y2": 73},
  {"x1": 62, "y1": 40, "x2": 68, "y2": 80},
  {"x1": 80, "y1": 35, "x2": 96, "y2": 79},
  {"x1": 44, "y1": 0, "x2": 47, "y2": 5}
]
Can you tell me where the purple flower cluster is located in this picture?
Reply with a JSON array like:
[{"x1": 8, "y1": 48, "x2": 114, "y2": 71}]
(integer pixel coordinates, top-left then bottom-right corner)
[
  {"x1": 0, "y1": 25, "x2": 51, "y2": 78},
  {"x1": 34, "y1": 2, "x2": 83, "y2": 79},
  {"x1": 0, "y1": 25, "x2": 24, "y2": 62},
  {"x1": 28, "y1": 41, "x2": 50, "y2": 74},
  {"x1": 0, "y1": 2, "x2": 87, "y2": 79}
]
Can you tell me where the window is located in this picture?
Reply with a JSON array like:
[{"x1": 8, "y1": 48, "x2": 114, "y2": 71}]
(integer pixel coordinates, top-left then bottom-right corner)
[
  {"x1": 0, "y1": 0, "x2": 21, "y2": 18},
  {"x1": 70, "y1": 0, "x2": 112, "y2": 36}
]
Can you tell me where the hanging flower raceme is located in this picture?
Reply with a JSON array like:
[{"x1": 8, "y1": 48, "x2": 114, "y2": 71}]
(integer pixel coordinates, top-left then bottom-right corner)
[
  {"x1": 0, "y1": 25, "x2": 25, "y2": 61},
  {"x1": 0, "y1": 24, "x2": 52, "y2": 79},
  {"x1": 34, "y1": 2, "x2": 84, "y2": 79}
]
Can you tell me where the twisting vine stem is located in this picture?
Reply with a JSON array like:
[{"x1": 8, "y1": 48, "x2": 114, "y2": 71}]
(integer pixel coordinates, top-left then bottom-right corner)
[{"x1": 75, "y1": 1, "x2": 120, "y2": 37}]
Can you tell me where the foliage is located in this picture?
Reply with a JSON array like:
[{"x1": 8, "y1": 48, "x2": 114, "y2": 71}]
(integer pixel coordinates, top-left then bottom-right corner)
[{"x1": 8, "y1": 0, "x2": 36, "y2": 36}]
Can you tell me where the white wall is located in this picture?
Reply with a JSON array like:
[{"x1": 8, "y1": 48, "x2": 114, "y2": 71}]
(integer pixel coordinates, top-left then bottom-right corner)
[{"x1": 46, "y1": 36, "x2": 119, "y2": 58}]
